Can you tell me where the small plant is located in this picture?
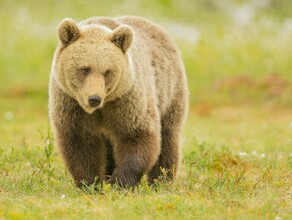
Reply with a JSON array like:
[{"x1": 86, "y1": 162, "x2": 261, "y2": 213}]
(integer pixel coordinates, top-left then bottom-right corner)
[
  {"x1": 35, "y1": 128, "x2": 55, "y2": 182},
  {"x1": 288, "y1": 154, "x2": 292, "y2": 168}
]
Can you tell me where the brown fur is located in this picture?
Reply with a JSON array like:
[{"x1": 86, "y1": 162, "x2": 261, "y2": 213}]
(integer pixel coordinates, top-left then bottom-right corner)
[{"x1": 49, "y1": 16, "x2": 189, "y2": 187}]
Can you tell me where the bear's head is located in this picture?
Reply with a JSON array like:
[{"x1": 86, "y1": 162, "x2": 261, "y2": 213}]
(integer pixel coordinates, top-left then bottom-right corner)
[{"x1": 52, "y1": 18, "x2": 135, "y2": 113}]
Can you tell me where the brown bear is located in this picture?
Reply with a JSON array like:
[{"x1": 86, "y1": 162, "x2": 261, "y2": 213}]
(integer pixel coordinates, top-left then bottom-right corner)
[{"x1": 49, "y1": 16, "x2": 189, "y2": 187}]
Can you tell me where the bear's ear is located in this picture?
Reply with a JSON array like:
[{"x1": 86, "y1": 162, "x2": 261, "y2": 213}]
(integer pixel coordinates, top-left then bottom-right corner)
[
  {"x1": 111, "y1": 25, "x2": 133, "y2": 53},
  {"x1": 58, "y1": 18, "x2": 80, "y2": 46}
]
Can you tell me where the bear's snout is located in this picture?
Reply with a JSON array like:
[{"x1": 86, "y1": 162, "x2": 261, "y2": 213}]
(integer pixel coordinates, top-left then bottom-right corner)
[{"x1": 88, "y1": 95, "x2": 102, "y2": 107}]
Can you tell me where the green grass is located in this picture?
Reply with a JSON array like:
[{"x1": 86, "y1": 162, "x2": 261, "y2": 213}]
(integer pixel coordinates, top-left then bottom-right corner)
[{"x1": 0, "y1": 0, "x2": 292, "y2": 219}]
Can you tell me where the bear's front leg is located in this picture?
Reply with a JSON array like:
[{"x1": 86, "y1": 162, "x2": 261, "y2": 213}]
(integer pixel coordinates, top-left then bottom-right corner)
[
  {"x1": 107, "y1": 130, "x2": 160, "y2": 187},
  {"x1": 55, "y1": 130, "x2": 106, "y2": 187}
]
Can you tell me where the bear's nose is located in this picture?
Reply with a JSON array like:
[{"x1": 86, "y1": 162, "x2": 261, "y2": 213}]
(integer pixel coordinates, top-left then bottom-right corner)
[{"x1": 88, "y1": 95, "x2": 102, "y2": 107}]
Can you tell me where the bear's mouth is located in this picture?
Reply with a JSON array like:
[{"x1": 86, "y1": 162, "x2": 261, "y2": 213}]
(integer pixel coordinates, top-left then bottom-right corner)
[
  {"x1": 83, "y1": 105, "x2": 98, "y2": 114},
  {"x1": 77, "y1": 95, "x2": 104, "y2": 114}
]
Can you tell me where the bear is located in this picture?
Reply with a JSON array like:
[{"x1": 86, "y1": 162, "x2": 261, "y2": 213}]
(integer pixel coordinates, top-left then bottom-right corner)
[{"x1": 49, "y1": 16, "x2": 189, "y2": 187}]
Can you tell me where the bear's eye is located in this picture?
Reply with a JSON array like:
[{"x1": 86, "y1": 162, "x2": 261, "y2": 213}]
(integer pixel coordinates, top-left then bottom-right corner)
[
  {"x1": 81, "y1": 67, "x2": 90, "y2": 76},
  {"x1": 104, "y1": 70, "x2": 112, "y2": 78}
]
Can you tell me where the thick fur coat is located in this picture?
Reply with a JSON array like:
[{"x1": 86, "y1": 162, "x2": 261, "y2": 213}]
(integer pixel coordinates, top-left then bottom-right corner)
[{"x1": 49, "y1": 16, "x2": 189, "y2": 187}]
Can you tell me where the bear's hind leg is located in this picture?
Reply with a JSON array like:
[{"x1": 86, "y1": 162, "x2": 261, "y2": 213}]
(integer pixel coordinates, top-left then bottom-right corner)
[
  {"x1": 148, "y1": 101, "x2": 187, "y2": 183},
  {"x1": 148, "y1": 126, "x2": 180, "y2": 183}
]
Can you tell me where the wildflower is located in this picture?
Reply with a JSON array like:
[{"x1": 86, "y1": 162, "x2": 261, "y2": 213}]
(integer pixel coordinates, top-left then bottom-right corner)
[
  {"x1": 194, "y1": 183, "x2": 201, "y2": 189},
  {"x1": 239, "y1": 152, "x2": 248, "y2": 157},
  {"x1": 4, "y1": 111, "x2": 14, "y2": 120}
]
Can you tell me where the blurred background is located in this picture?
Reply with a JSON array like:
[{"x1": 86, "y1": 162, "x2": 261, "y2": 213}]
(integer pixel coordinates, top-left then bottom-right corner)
[{"x1": 0, "y1": 0, "x2": 291, "y2": 148}]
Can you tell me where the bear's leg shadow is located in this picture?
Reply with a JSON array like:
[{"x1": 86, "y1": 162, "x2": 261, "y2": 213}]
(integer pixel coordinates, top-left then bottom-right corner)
[
  {"x1": 104, "y1": 137, "x2": 116, "y2": 178},
  {"x1": 56, "y1": 131, "x2": 106, "y2": 187}
]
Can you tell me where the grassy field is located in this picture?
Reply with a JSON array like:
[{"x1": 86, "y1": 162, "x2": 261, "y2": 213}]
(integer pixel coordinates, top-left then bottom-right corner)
[{"x1": 0, "y1": 0, "x2": 291, "y2": 219}]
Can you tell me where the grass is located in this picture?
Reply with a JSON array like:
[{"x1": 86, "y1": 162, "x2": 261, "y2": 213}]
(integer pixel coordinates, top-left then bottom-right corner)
[
  {"x1": 1, "y1": 113, "x2": 291, "y2": 219},
  {"x1": 0, "y1": 0, "x2": 292, "y2": 219}
]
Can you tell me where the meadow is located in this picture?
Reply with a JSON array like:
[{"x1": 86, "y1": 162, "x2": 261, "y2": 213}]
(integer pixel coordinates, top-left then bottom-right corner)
[{"x1": 0, "y1": 0, "x2": 291, "y2": 219}]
